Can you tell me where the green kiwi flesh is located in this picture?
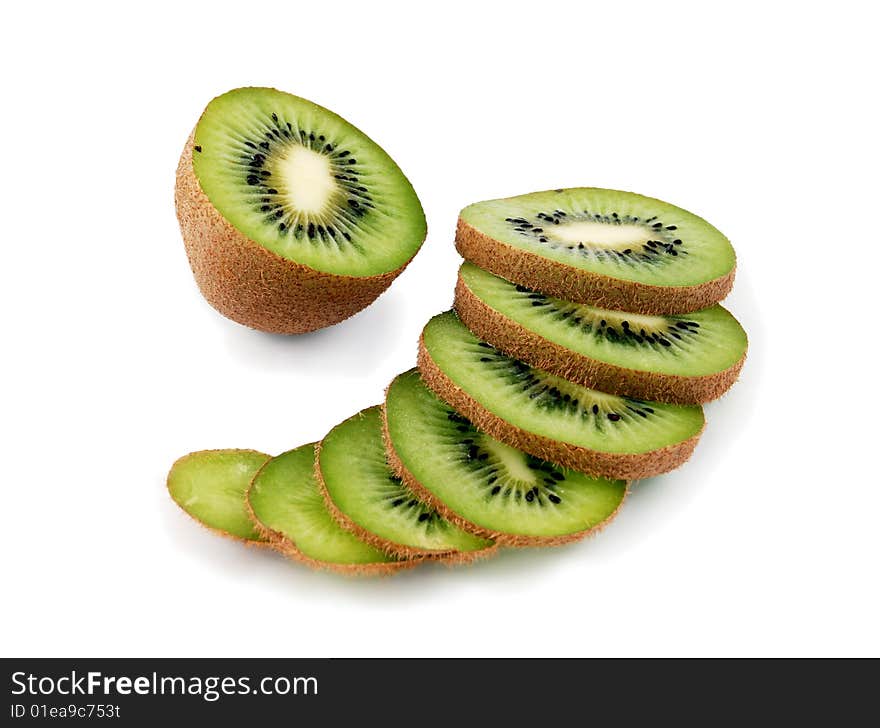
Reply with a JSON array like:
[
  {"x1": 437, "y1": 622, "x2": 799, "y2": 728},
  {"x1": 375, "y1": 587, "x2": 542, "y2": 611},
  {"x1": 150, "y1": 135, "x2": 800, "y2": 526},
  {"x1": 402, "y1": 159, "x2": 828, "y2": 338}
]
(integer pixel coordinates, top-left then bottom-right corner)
[
  {"x1": 193, "y1": 87, "x2": 426, "y2": 277},
  {"x1": 167, "y1": 449, "x2": 271, "y2": 542},
  {"x1": 247, "y1": 443, "x2": 403, "y2": 568},
  {"x1": 317, "y1": 407, "x2": 494, "y2": 556},
  {"x1": 459, "y1": 188, "x2": 734, "y2": 288},
  {"x1": 418, "y1": 312, "x2": 705, "y2": 479},
  {"x1": 456, "y1": 262, "x2": 747, "y2": 402},
  {"x1": 384, "y1": 370, "x2": 627, "y2": 544}
]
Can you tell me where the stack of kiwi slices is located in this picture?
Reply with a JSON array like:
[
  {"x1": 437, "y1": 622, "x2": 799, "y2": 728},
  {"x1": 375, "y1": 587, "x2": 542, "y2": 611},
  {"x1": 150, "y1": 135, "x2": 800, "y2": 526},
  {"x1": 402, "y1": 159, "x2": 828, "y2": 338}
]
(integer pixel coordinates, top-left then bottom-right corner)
[{"x1": 168, "y1": 186, "x2": 746, "y2": 576}]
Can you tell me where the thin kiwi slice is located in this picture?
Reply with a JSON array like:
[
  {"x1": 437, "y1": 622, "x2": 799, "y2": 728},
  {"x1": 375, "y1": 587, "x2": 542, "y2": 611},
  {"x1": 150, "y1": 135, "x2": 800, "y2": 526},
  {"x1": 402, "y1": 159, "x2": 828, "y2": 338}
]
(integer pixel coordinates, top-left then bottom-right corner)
[
  {"x1": 316, "y1": 407, "x2": 497, "y2": 560},
  {"x1": 384, "y1": 370, "x2": 627, "y2": 546},
  {"x1": 166, "y1": 449, "x2": 271, "y2": 543},
  {"x1": 457, "y1": 188, "x2": 735, "y2": 314},
  {"x1": 175, "y1": 86, "x2": 427, "y2": 334},
  {"x1": 247, "y1": 444, "x2": 415, "y2": 575},
  {"x1": 418, "y1": 312, "x2": 705, "y2": 480},
  {"x1": 455, "y1": 262, "x2": 747, "y2": 404}
]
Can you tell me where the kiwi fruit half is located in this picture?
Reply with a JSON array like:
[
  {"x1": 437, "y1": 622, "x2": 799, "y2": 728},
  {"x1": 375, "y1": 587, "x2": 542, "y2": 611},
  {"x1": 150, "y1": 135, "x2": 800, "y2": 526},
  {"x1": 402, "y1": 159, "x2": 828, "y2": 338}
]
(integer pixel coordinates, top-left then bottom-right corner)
[
  {"x1": 455, "y1": 262, "x2": 747, "y2": 404},
  {"x1": 384, "y1": 370, "x2": 627, "y2": 546},
  {"x1": 316, "y1": 407, "x2": 497, "y2": 560},
  {"x1": 166, "y1": 449, "x2": 271, "y2": 543},
  {"x1": 175, "y1": 87, "x2": 427, "y2": 334},
  {"x1": 247, "y1": 444, "x2": 414, "y2": 575},
  {"x1": 456, "y1": 188, "x2": 735, "y2": 314},
  {"x1": 418, "y1": 312, "x2": 705, "y2": 480}
]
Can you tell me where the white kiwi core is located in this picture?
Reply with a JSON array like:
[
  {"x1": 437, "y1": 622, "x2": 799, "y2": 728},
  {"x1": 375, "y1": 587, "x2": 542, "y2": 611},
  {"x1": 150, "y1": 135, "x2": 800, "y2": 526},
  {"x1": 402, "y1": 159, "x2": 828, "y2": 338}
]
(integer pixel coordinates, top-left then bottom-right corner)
[
  {"x1": 549, "y1": 221, "x2": 652, "y2": 250},
  {"x1": 277, "y1": 146, "x2": 337, "y2": 214},
  {"x1": 480, "y1": 438, "x2": 538, "y2": 485}
]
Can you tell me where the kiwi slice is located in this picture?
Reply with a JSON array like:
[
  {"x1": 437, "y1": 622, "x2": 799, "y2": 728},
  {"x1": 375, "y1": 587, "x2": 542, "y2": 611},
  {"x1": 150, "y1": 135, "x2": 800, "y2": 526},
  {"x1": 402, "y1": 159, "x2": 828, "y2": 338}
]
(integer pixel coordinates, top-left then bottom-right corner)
[
  {"x1": 175, "y1": 87, "x2": 427, "y2": 334},
  {"x1": 457, "y1": 188, "x2": 735, "y2": 314},
  {"x1": 316, "y1": 407, "x2": 497, "y2": 560},
  {"x1": 247, "y1": 444, "x2": 414, "y2": 575},
  {"x1": 455, "y1": 262, "x2": 747, "y2": 404},
  {"x1": 384, "y1": 370, "x2": 627, "y2": 546},
  {"x1": 418, "y1": 312, "x2": 705, "y2": 480},
  {"x1": 166, "y1": 449, "x2": 271, "y2": 543}
]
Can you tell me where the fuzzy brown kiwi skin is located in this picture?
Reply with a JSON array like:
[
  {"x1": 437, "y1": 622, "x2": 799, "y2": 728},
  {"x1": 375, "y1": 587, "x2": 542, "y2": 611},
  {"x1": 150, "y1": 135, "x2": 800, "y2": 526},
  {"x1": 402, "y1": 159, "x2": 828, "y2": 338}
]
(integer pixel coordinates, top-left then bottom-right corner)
[
  {"x1": 313, "y1": 425, "x2": 498, "y2": 565},
  {"x1": 454, "y1": 271, "x2": 747, "y2": 405},
  {"x1": 167, "y1": 449, "x2": 275, "y2": 549},
  {"x1": 455, "y1": 218, "x2": 735, "y2": 316},
  {"x1": 417, "y1": 333, "x2": 705, "y2": 481},
  {"x1": 243, "y1": 451, "x2": 420, "y2": 577},
  {"x1": 175, "y1": 134, "x2": 416, "y2": 335},
  {"x1": 379, "y1": 397, "x2": 628, "y2": 548}
]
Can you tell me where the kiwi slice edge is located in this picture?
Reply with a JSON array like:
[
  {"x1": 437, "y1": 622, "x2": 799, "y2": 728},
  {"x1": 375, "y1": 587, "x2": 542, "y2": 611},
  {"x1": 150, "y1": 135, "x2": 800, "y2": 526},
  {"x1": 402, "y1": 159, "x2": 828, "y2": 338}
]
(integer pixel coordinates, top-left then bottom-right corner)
[
  {"x1": 456, "y1": 187, "x2": 735, "y2": 315},
  {"x1": 246, "y1": 443, "x2": 419, "y2": 576},
  {"x1": 383, "y1": 370, "x2": 628, "y2": 547},
  {"x1": 166, "y1": 449, "x2": 273, "y2": 545},
  {"x1": 455, "y1": 261, "x2": 747, "y2": 404},
  {"x1": 315, "y1": 407, "x2": 498, "y2": 563},
  {"x1": 417, "y1": 312, "x2": 706, "y2": 481}
]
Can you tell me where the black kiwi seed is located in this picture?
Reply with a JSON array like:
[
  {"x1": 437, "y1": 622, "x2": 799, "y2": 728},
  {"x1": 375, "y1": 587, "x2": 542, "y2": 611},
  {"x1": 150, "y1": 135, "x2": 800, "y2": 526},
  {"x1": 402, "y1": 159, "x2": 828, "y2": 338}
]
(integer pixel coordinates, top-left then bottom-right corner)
[
  {"x1": 194, "y1": 145, "x2": 202, "y2": 153},
  {"x1": 607, "y1": 413, "x2": 621, "y2": 421}
]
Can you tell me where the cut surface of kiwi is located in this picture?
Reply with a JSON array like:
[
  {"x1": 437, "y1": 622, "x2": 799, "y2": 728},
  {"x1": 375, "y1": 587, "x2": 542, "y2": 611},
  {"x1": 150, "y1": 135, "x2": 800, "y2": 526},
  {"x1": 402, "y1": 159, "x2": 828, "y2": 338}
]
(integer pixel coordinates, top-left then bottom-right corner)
[
  {"x1": 384, "y1": 370, "x2": 627, "y2": 545},
  {"x1": 247, "y1": 443, "x2": 411, "y2": 574},
  {"x1": 317, "y1": 407, "x2": 495, "y2": 558},
  {"x1": 192, "y1": 87, "x2": 426, "y2": 277},
  {"x1": 167, "y1": 449, "x2": 271, "y2": 542},
  {"x1": 457, "y1": 188, "x2": 735, "y2": 313},
  {"x1": 418, "y1": 312, "x2": 705, "y2": 479},
  {"x1": 456, "y1": 261, "x2": 747, "y2": 403}
]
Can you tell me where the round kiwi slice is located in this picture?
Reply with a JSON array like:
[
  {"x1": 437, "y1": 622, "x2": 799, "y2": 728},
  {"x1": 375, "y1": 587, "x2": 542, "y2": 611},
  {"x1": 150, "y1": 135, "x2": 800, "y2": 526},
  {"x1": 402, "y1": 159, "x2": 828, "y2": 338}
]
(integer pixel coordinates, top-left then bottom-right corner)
[
  {"x1": 455, "y1": 262, "x2": 747, "y2": 404},
  {"x1": 175, "y1": 87, "x2": 427, "y2": 334},
  {"x1": 166, "y1": 449, "x2": 271, "y2": 543},
  {"x1": 418, "y1": 312, "x2": 705, "y2": 480},
  {"x1": 456, "y1": 188, "x2": 735, "y2": 314},
  {"x1": 384, "y1": 370, "x2": 627, "y2": 546},
  {"x1": 247, "y1": 444, "x2": 415, "y2": 576},
  {"x1": 316, "y1": 407, "x2": 497, "y2": 560}
]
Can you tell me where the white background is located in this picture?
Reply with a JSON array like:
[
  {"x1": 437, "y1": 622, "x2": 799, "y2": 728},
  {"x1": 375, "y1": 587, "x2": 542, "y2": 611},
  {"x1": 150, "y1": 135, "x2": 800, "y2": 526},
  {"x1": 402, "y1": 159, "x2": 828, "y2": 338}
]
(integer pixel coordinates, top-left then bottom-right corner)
[{"x1": 3, "y1": 1, "x2": 878, "y2": 658}]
